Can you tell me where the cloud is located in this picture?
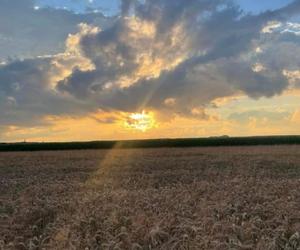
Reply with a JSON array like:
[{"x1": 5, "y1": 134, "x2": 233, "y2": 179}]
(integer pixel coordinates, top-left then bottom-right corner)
[
  {"x1": 1, "y1": 0, "x2": 300, "y2": 135},
  {"x1": 0, "y1": 0, "x2": 111, "y2": 60},
  {"x1": 229, "y1": 110, "x2": 290, "y2": 123},
  {"x1": 291, "y1": 109, "x2": 300, "y2": 123},
  {"x1": 57, "y1": 1, "x2": 300, "y2": 108},
  {"x1": 121, "y1": 0, "x2": 136, "y2": 15},
  {"x1": 0, "y1": 25, "x2": 98, "y2": 126}
]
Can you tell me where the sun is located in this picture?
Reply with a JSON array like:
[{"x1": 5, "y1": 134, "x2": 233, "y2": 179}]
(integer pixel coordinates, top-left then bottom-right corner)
[{"x1": 125, "y1": 110, "x2": 156, "y2": 132}]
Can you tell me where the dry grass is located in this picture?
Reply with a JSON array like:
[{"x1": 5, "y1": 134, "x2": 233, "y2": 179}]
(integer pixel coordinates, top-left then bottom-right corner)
[{"x1": 1, "y1": 146, "x2": 300, "y2": 249}]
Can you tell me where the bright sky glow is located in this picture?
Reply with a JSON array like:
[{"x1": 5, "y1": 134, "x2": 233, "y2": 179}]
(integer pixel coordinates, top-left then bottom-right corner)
[
  {"x1": 125, "y1": 111, "x2": 156, "y2": 132},
  {"x1": 0, "y1": 0, "x2": 300, "y2": 142}
]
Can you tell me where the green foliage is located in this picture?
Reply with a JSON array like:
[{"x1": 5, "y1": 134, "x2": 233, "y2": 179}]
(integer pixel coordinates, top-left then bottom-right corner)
[{"x1": 1, "y1": 135, "x2": 300, "y2": 152}]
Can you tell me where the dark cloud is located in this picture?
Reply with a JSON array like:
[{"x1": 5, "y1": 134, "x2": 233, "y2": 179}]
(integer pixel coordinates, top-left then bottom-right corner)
[
  {"x1": 121, "y1": 0, "x2": 136, "y2": 15},
  {"x1": 57, "y1": 0, "x2": 300, "y2": 111},
  {"x1": 0, "y1": 58, "x2": 95, "y2": 126},
  {"x1": 272, "y1": 0, "x2": 300, "y2": 18}
]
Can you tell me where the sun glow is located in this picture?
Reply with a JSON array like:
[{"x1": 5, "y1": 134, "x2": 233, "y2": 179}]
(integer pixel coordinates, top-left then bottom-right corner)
[{"x1": 125, "y1": 111, "x2": 156, "y2": 132}]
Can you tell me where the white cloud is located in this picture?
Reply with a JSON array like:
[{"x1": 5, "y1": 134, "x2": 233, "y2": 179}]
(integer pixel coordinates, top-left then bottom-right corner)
[
  {"x1": 262, "y1": 21, "x2": 282, "y2": 33},
  {"x1": 281, "y1": 22, "x2": 300, "y2": 35},
  {"x1": 261, "y1": 21, "x2": 300, "y2": 35},
  {"x1": 252, "y1": 63, "x2": 266, "y2": 73}
]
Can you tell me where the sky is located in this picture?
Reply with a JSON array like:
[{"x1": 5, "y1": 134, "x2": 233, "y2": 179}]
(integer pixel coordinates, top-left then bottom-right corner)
[{"x1": 0, "y1": 0, "x2": 300, "y2": 142}]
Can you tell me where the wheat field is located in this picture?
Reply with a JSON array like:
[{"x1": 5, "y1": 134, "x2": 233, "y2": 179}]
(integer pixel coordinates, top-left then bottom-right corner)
[{"x1": 1, "y1": 146, "x2": 300, "y2": 249}]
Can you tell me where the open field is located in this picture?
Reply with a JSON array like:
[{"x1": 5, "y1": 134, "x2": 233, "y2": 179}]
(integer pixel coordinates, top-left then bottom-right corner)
[{"x1": 1, "y1": 146, "x2": 300, "y2": 249}]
